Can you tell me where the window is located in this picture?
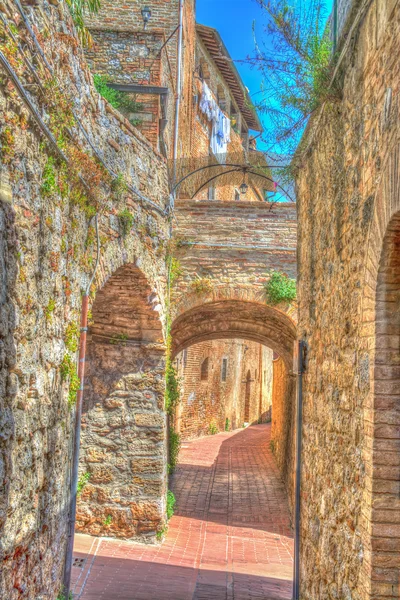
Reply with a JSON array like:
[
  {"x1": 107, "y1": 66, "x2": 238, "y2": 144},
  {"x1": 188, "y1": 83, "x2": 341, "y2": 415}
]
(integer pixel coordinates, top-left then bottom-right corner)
[
  {"x1": 234, "y1": 189, "x2": 240, "y2": 201},
  {"x1": 200, "y1": 357, "x2": 209, "y2": 381},
  {"x1": 264, "y1": 370, "x2": 266, "y2": 384},
  {"x1": 183, "y1": 348, "x2": 188, "y2": 369},
  {"x1": 221, "y1": 358, "x2": 228, "y2": 382},
  {"x1": 208, "y1": 185, "x2": 215, "y2": 200}
]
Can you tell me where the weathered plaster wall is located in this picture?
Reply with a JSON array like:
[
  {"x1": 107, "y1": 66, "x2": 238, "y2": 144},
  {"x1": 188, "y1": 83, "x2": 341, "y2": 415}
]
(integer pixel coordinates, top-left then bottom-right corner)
[
  {"x1": 175, "y1": 339, "x2": 273, "y2": 440},
  {"x1": 296, "y1": 1, "x2": 400, "y2": 598},
  {"x1": 0, "y1": 1, "x2": 169, "y2": 598}
]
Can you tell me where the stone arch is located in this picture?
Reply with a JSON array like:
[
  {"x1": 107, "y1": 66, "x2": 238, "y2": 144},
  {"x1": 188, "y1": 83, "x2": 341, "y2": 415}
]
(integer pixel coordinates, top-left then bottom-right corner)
[
  {"x1": 76, "y1": 263, "x2": 167, "y2": 542},
  {"x1": 359, "y1": 143, "x2": 400, "y2": 599},
  {"x1": 171, "y1": 298, "x2": 297, "y2": 369},
  {"x1": 171, "y1": 294, "x2": 297, "y2": 506},
  {"x1": 369, "y1": 211, "x2": 400, "y2": 598}
]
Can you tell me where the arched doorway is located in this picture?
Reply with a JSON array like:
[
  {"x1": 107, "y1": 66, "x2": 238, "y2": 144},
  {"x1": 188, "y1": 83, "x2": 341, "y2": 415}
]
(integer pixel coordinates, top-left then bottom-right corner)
[
  {"x1": 76, "y1": 264, "x2": 167, "y2": 541},
  {"x1": 370, "y1": 211, "x2": 400, "y2": 598}
]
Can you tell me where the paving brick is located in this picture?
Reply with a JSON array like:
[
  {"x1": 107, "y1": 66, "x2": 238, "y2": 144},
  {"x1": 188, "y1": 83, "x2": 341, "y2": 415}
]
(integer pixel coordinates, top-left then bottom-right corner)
[{"x1": 72, "y1": 424, "x2": 293, "y2": 599}]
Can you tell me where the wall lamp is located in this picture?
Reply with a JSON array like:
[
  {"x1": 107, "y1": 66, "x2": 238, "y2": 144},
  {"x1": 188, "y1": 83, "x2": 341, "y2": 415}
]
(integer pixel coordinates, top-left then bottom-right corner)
[{"x1": 141, "y1": 6, "x2": 152, "y2": 29}]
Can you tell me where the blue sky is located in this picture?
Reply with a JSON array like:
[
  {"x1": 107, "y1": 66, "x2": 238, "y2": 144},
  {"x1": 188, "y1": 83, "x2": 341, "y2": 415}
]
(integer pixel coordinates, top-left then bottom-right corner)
[{"x1": 196, "y1": 0, "x2": 334, "y2": 149}]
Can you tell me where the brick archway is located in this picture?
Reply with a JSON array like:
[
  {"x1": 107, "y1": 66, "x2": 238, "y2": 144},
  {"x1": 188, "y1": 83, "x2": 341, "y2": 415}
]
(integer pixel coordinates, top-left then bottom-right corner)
[
  {"x1": 369, "y1": 212, "x2": 400, "y2": 598},
  {"x1": 76, "y1": 264, "x2": 167, "y2": 542},
  {"x1": 171, "y1": 296, "x2": 297, "y2": 505},
  {"x1": 171, "y1": 298, "x2": 297, "y2": 369},
  {"x1": 359, "y1": 144, "x2": 400, "y2": 600}
]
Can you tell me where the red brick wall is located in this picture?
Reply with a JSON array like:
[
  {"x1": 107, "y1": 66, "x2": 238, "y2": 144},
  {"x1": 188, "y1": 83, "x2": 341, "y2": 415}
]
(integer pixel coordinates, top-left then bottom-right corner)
[{"x1": 175, "y1": 340, "x2": 273, "y2": 440}]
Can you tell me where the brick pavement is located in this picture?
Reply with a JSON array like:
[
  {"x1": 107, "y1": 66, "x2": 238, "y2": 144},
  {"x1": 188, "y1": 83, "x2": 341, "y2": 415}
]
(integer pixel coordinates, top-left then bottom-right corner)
[{"x1": 72, "y1": 424, "x2": 293, "y2": 600}]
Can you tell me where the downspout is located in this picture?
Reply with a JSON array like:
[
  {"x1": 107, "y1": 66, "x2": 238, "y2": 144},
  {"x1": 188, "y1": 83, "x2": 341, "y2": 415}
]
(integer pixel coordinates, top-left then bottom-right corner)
[
  {"x1": 293, "y1": 340, "x2": 306, "y2": 600},
  {"x1": 63, "y1": 215, "x2": 100, "y2": 598},
  {"x1": 171, "y1": 0, "x2": 184, "y2": 205}
]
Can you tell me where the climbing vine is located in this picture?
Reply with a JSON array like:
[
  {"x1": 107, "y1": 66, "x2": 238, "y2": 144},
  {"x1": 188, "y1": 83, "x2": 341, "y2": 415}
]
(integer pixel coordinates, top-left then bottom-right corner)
[{"x1": 60, "y1": 354, "x2": 80, "y2": 408}]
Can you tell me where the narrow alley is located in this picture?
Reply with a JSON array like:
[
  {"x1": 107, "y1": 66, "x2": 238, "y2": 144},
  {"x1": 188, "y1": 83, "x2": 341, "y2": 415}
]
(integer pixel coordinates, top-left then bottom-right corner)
[{"x1": 71, "y1": 425, "x2": 293, "y2": 600}]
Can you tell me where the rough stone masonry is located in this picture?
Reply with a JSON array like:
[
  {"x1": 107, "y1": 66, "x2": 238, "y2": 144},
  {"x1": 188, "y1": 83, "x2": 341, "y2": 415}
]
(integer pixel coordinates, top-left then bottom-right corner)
[{"x1": 296, "y1": 0, "x2": 400, "y2": 598}]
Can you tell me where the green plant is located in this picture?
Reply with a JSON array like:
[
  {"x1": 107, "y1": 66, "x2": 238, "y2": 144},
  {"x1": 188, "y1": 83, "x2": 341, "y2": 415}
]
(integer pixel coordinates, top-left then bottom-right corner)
[
  {"x1": 118, "y1": 208, "x2": 134, "y2": 237},
  {"x1": 56, "y1": 588, "x2": 73, "y2": 600},
  {"x1": 165, "y1": 358, "x2": 180, "y2": 415},
  {"x1": 77, "y1": 472, "x2": 91, "y2": 496},
  {"x1": 156, "y1": 526, "x2": 167, "y2": 540},
  {"x1": 65, "y1": 321, "x2": 80, "y2": 353},
  {"x1": 103, "y1": 515, "x2": 112, "y2": 526},
  {"x1": 265, "y1": 271, "x2": 296, "y2": 305},
  {"x1": 110, "y1": 333, "x2": 128, "y2": 345},
  {"x1": 168, "y1": 429, "x2": 181, "y2": 474},
  {"x1": 93, "y1": 74, "x2": 144, "y2": 113},
  {"x1": 166, "y1": 490, "x2": 176, "y2": 520},
  {"x1": 208, "y1": 420, "x2": 218, "y2": 435},
  {"x1": 245, "y1": 0, "x2": 339, "y2": 158},
  {"x1": 0, "y1": 126, "x2": 15, "y2": 162},
  {"x1": 66, "y1": 0, "x2": 101, "y2": 47},
  {"x1": 225, "y1": 418, "x2": 230, "y2": 432},
  {"x1": 111, "y1": 172, "x2": 128, "y2": 201},
  {"x1": 45, "y1": 298, "x2": 56, "y2": 320},
  {"x1": 191, "y1": 276, "x2": 213, "y2": 295},
  {"x1": 41, "y1": 156, "x2": 58, "y2": 197},
  {"x1": 60, "y1": 354, "x2": 80, "y2": 408}
]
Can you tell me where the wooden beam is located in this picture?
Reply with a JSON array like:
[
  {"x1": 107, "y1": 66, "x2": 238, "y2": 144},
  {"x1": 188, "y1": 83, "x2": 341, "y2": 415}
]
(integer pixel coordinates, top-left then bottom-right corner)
[{"x1": 108, "y1": 83, "x2": 169, "y2": 96}]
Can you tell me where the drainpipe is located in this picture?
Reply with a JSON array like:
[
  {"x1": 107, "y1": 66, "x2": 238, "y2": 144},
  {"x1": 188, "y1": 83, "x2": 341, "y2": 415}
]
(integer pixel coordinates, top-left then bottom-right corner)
[
  {"x1": 171, "y1": 0, "x2": 184, "y2": 205},
  {"x1": 63, "y1": 215, "x2": 100, "y2": 598},
  {"x1": 293, "y1": 340, "x2": 306, "y2": 600}
]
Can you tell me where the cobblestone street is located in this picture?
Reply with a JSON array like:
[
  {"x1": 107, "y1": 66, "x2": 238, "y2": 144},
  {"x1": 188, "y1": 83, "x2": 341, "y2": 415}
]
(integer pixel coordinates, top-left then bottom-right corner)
[{"x1": 72, "y1": 424, "x2": 293, "y2": 600}]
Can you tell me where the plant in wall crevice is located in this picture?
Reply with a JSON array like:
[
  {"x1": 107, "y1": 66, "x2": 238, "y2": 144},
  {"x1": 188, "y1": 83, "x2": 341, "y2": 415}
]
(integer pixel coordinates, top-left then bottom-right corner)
[{"x1": 265, "y1": 271, "x2": 296, "y2": 305}]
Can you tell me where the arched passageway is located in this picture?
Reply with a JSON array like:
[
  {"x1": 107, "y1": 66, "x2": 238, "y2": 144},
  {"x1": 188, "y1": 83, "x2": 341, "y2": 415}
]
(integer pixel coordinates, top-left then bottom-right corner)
[
  {"x1": 171, "y1": 299, "x2": 297, "y2": 368},
  {"x1": 171, "y1": 299, "x2": 297, "y2": 503},
  {"x1": 76, "y1": 264, "x2": 167, "y2": 541}
]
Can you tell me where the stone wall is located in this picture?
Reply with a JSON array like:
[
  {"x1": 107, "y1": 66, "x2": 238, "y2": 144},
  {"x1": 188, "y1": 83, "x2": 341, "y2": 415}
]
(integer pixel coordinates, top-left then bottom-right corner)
[
  {"x1": 173, "y1": 199, "x2": 297, "y2": 295},
  {"x1": 270, "y1": 356, "x2": 296, "y2": 509},
  {"x1": 0, "y1": 1, "x2": 169, "y2": 598},
  {"x1": 77, "y1": 265, "x2": 167, "y2": 541},
  {"x1": 175, "y1": 339, "x2": 273, "y2": 439},
  {"x1": 296, "y1": 0, "x2": 400, "y2": 598}
]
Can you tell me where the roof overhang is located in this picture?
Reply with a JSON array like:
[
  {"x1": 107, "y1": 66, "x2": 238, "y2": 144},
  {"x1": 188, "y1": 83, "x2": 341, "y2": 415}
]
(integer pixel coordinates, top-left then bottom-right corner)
[{"x1": 196, "y1": 23, "x2": 263, "y2": 132}]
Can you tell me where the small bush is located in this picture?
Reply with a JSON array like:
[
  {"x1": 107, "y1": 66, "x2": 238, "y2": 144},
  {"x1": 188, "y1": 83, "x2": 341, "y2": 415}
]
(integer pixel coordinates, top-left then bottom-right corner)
[
  {"x1": 41, "y1": 156, "x2": 57, "y2": 197},
  {"x1": 45, "y1": 298, "x2": 56, "y2": 320},
  {"x1": 65, "y1": 321, "x2": 79, "y2": 353},
  {"x1": 94, "y1": 74, "x2": 144, "y2": 113},
  {"x1": 103, "y1": 515, "x2": 112, "y2": 526},
  {"x1": 60, "y1": 354, "x2": 80, "y2": 408},
  {"x1": 225, "y1": 418, "x2": 230, "y2": 432},
  {"x1": 166, "y1": 490, "x2": 176, "y2": 520},
  {"x1": 191, "y1": 276, "x2": 213, "y2": 295},
  {"x1": 118, "y1": 208, "x2": 134, "y2": 237},
  {"x1": 111, "y1": 172, "x2": 128, "y2": 202},
  {"x1": 208, "y1": 420, "x2": 218, "y2": 435},
  {"x1": 265, "y1": 271, "x2": 296, "y2": 305},
  {"x1": 77, "y1": 472, "x2": 90, "y2": 497}
]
